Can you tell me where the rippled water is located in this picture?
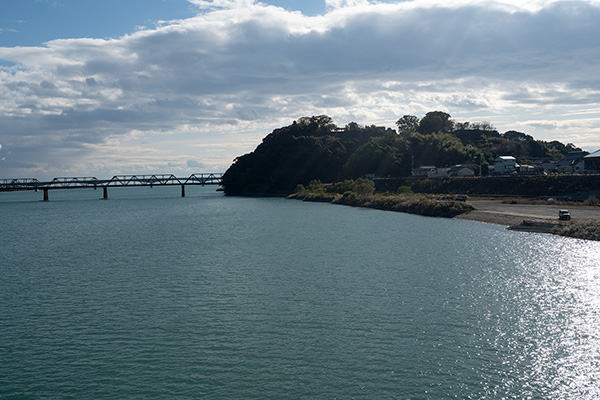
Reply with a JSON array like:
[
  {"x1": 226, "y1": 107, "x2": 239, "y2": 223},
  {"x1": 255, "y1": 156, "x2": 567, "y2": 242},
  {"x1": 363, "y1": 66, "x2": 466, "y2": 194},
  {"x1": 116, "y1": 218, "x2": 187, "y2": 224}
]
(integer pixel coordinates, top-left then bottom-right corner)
[{"x1": 1, "y1": 186, "x2": 600, "y2": 399}]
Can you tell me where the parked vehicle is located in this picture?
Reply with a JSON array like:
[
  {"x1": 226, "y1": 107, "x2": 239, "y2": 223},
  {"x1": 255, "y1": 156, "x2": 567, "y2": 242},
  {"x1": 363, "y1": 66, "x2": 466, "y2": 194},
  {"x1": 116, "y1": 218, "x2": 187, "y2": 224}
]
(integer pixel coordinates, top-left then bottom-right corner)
[{"x1": 559, "y1": 210, "x2": 571, "y2": 221}]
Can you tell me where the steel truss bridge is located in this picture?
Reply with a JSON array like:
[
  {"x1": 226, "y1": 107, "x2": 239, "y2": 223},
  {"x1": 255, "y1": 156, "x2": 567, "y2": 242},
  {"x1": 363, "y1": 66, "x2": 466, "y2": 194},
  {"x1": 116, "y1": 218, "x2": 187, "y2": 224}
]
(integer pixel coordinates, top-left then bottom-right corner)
[{"x1": 0, "y1": 173, "x2": 223, "y2": 201}]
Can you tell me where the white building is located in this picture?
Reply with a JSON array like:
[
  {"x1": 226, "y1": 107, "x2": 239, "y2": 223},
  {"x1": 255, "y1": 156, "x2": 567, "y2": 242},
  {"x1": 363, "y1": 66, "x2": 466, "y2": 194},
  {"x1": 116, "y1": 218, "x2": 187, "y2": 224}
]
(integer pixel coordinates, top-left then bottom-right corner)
[{"x1": 494, "y1": 156, "x2": 518, "y2": 175}]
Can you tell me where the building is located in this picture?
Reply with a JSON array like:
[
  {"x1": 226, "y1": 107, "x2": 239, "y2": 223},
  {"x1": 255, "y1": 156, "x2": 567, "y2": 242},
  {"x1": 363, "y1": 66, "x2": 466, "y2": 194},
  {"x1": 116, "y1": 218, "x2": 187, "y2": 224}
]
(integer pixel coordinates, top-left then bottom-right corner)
[
  {"x1": 557, "y1": 151, "x2": 587, "y2": 174},
  {"x1": 412, "y1": 166, "x2": 437, "y2": 177},
  {"x1": 447, "y1": 164, "x2": 475, "y2": 177},
  {"x1": 518, "y1": 164, "x2": 540, "y2": 175},
  {"x1": 584, "y1": 149, "x2": 600, "y2": 172},
  {"x1": 532, "y1": 160, "x2": 558, "y2": 172},
  {"x1": 494, "y1": 156, "x2": 518, "y2": 175},
  {"x1": 412, "y1": 166, "x2": 448, "y2": 179}
]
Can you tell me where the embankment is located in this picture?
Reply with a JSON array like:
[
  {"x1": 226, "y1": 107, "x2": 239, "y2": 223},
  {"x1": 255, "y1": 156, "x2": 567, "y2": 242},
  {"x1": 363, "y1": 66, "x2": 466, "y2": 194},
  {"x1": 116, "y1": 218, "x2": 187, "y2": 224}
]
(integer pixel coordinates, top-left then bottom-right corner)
[
  {"x1": 288, "y1": 191, "x2": 474, "y2": 218},
  {"x1": 375, "y1": 175, "x2": 600, "y2": 200}
]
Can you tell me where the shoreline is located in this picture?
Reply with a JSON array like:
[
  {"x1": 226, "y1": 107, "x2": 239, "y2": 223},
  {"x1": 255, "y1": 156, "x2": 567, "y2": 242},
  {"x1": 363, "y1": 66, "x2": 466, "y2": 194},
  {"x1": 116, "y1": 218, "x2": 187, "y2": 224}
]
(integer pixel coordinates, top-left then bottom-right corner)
[
  {"x1": 289, "y1": 193, "x2": 600, "y2": 241},
  {"x1": 454, "y1": 200, "x2": 600, "y2": 241}
]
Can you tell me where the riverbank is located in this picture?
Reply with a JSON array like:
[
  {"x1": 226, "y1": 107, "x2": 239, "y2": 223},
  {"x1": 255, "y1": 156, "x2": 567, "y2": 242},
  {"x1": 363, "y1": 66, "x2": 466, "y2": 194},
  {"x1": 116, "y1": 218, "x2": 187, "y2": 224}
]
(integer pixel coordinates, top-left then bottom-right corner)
[
  {"x1": 288, "y1": 191, "x2": 474, "y2": 218},
  {"x1": 289, "y1": 192, "x2": 600, "y2": 241},
  {"x1": 455, "y1": 200, "x2": 600, "y2": 241}
]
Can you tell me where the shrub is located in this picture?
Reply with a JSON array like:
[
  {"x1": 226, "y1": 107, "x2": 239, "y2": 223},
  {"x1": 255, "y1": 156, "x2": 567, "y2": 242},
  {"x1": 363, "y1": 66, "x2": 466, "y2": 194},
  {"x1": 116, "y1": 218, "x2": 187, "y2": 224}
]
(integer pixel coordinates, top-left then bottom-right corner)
[
  {"x1": 586, "y1": 195, "x2": 599, "y2": 207},
  {"x1": 397, "y1": 185, "x2": 413, "y2": 195}
]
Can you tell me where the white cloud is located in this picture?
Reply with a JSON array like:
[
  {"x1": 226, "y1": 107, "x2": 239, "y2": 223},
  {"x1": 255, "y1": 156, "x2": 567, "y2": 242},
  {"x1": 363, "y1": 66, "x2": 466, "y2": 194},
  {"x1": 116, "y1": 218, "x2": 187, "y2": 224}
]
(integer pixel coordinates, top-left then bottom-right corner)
[
  {"x1": 1, "y1": 0, "x2": 600, "y2": 179},
  {"x1": 187, "y1": 0, "x2": 257, "y2": 9},
  {"x1": 325, "y1": 0, "x2": 371, "y2": 9}
]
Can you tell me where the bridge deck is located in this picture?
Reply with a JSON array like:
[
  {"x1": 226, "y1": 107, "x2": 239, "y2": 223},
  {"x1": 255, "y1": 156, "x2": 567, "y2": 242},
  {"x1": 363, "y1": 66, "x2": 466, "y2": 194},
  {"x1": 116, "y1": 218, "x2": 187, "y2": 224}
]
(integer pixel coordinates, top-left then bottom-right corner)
[
  {"x1": 0, "y1": 173, "x2": 223, "y2": 200},
  {"x1": 0, "y1": 173, "x2": 223, "y2": 191}
]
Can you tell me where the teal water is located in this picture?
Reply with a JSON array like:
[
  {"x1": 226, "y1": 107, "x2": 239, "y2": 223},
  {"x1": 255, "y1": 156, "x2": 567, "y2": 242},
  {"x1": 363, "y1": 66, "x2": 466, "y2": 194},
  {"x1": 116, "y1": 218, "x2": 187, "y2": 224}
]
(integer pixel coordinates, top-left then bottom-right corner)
[{"x1": 1, "y1": 186, "x2": 600, "y2": 399}]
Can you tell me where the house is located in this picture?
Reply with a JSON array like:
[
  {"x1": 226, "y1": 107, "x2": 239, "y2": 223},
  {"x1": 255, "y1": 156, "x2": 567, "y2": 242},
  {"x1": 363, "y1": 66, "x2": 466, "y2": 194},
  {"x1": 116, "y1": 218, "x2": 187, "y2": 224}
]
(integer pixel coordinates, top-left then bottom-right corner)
[
  {"x1": 412, "y1": 166, "x2": 437, "y2": 177},
  {"x1": 532, "y1": 160, "x2": 558, "y2": 172},
  {"x1": 430, "y1": 168, "x2": 449, "y2": 178},
  {"x1": 518, "y1": 164, "x2": 540, "y2": 175},
  {"x1": 411, "y1": 166, "x2": 448, "y2": 179},
  {"x1": 557, "y1": 151, "x2": 587, "y2": 174},
  {"x1": 494, "y1": 156, "x2": 518, "y2": 175},
  {"x1": 447, "y1": 164, "x2": 475, "y2": 177},
  {"x1": 584, "y1": 149, "x2": 600, "y2": 173}
]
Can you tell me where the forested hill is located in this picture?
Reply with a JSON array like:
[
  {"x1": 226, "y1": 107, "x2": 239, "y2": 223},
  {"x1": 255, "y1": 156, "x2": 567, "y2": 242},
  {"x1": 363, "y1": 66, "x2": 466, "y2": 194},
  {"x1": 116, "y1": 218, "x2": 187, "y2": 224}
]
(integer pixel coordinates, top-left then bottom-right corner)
[{"x1": 221, "y1": 113, "x2": 580, "y2": 196}]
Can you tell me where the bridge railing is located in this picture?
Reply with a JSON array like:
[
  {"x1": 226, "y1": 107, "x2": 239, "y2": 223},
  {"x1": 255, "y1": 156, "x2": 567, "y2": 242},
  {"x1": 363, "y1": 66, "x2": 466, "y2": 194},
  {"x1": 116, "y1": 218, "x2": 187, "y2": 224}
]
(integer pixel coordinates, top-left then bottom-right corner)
[
  {"x1": 45, "y1": 177, "x2": 102, "y2": 188},
  {"x1": 0, "y1": 173, "x2": 224, "y2": 191},
  {"x1": 0, "y1": 178, "x2": 42, "y2": 190},
  {"x1": 105, "y1": 174, "x2": 182, "y2": 187}
]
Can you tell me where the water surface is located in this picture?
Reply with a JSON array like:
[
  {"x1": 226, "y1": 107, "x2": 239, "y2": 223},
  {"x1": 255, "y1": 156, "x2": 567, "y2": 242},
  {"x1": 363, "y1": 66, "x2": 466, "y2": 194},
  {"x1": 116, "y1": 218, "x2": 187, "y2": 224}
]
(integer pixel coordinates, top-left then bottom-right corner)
[{"x1": 1, "y1": 186, "x2": 599, "y2": 399}]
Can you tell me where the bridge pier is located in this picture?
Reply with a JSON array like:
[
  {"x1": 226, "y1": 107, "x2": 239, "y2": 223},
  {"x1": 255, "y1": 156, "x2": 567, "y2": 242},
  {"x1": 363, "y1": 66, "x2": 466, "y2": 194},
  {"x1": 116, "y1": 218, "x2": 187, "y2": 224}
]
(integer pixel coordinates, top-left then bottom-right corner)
[
  {"x1": 102, "y1": 187, "x2": 109, "y2": 200},
  {"x1": 181, "y1": 185, "x2": 186, "y2": 198},
  {"x1": 43, "y1": 189, "x2": 49, "y2": 201}
]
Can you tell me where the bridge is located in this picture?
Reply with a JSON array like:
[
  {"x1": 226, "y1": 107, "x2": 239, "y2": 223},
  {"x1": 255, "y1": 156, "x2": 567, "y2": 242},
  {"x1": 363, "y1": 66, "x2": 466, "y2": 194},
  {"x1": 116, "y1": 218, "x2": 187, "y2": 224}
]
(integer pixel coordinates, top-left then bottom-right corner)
[{"x1": 0, "y1": 173, "x2": 223, "y2": 201}]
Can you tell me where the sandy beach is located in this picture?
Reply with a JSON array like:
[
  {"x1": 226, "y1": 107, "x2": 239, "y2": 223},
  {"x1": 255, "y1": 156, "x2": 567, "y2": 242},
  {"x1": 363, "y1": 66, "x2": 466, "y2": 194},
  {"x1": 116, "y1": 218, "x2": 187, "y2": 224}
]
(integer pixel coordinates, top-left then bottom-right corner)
[{"x1": 456, "y1": 199, "x2": 600, "y2": 227}]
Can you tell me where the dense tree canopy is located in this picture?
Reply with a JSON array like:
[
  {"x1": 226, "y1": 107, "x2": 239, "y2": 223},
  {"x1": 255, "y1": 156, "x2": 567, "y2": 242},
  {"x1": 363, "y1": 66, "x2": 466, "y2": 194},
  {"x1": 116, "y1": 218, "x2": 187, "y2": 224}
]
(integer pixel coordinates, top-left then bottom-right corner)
[
  {"x1": 222, "y1": 113, "x2": 580, "y2": 195},
  {"x1": 395, "y1": 115, "x2": 420, "y2": 137},
  {"x1": 418, "y1": 111, "x2": 454, "y2": 134}
]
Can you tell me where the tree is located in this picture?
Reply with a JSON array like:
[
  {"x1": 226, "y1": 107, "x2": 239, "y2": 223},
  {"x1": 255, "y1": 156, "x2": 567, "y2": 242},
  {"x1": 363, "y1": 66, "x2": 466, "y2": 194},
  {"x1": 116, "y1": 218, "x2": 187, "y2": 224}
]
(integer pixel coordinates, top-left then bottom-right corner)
[
  {"x1": 345, "y1": 121, "x2": 362, "y2": 131},
  {"x1": 503, "y1": 130, "x2": 532, "y2": 142},
  {"x1": 418, "y1": 111, "x2": 454, "y2": 135},
  {"x1": 396, "y1": 115, "x2": 420, "y2": 137},
  {"x1": 341, "y1": 134, "x2": 411, "y2": 178},
  {"x1": 295, "y1": 115, "x2": 337, "y2": 133}
]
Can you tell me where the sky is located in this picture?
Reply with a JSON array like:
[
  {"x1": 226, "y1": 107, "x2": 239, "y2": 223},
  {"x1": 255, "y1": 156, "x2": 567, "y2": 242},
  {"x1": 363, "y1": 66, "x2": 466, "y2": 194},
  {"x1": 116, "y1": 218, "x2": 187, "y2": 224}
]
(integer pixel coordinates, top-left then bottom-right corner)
[{"x1": 1, "y1": 0, "x2": 600, "y2": 179}]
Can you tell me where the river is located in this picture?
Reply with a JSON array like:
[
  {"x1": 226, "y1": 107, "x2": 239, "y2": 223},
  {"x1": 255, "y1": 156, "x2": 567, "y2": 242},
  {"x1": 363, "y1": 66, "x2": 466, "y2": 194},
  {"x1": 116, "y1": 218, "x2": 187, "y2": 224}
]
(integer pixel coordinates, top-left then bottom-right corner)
[{"x1": 1, "y1": 185, "x2": 599, "y2": 399}]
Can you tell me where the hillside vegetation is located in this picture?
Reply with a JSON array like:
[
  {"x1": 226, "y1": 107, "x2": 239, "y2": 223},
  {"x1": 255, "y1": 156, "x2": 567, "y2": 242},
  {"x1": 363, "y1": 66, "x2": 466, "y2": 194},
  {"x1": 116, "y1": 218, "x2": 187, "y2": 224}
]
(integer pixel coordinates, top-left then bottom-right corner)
[{"x1": 222, "y1": 113, "x2": 580, "y2": 196}]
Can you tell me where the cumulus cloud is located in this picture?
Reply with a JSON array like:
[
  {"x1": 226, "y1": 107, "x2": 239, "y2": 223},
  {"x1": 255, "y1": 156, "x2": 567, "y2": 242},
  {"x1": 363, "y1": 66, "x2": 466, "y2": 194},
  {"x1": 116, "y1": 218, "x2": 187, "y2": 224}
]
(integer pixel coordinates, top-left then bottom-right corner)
[
  {"x1": 1, "y1": 0, "x2": 600, "y2": 178},
  {"x1": 187, "y1": 0, "x2": 256, "y2": 9},
  {"x1": 326, "y1": 0, "x2": 371, "y2": 9}
]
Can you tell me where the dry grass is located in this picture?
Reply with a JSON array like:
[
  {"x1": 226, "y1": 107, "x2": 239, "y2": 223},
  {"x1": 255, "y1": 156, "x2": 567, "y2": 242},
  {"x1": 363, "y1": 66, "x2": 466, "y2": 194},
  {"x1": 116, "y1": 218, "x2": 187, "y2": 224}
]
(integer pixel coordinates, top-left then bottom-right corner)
[
  {"x1": 501, "y1": 195, "x2": 600, "y2": 207},
  {"x1": 552, "y1": 221, "x2": 600, "y2": 241}
]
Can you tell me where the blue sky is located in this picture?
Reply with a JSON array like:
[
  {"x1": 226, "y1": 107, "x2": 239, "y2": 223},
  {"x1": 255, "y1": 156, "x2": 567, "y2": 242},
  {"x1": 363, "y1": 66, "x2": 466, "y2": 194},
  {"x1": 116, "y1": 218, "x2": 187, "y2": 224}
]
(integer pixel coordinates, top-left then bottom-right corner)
[
  {"x1": 0, "y1": 0, "x2": 194, "y2": 47},
  {"x1": 1, "y1": 0, "x2": 600, "y2": 179},
  {"x1": 0, "y1": 0, "x2": 327, "y2": 46}
]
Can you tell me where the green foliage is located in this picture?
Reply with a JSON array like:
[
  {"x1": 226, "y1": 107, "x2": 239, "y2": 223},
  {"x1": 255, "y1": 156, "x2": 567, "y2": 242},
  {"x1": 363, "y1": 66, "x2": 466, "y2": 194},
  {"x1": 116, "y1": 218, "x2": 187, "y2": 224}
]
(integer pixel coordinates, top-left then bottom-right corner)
[
  {"x1": 308, "y1": 180, "x2": 325, "y2": 193},
  {"x1": 341, "y1": 134, "x2": 411, "y2": 179},
  {"x1": 222, "y1": 112, "x2": 582, "y2": 196},
  {"x1": 332, "y1": 193, "x2": 474, "y2": 218},
  {"x1": 327, "y1": 178, "x2": 375, "y2": 196},
  {"x1": 396, "y1": 115, "x2": 420, "y2": 137},
  {"x1": 410, "y1": 132, "x2": 485, "y2": 166},
  {"x1": 353, "y1": 178, "x2": 376, "y2": 196},
  {"x1": 418, "y1": 111, "x2": 454, "y2": 134},
  {"x1": 397, "y1": 185, "x2": 413, "y2": 195}
]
